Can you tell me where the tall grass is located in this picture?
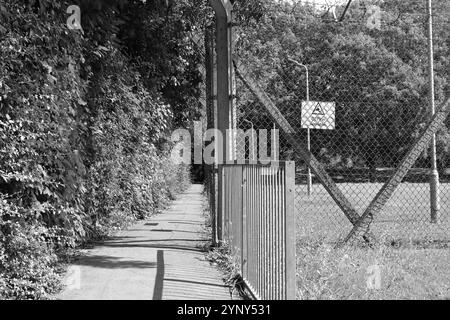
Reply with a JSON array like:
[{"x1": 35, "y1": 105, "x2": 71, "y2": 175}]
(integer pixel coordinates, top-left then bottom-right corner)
[{"x1": 296, "y1": 238, "x2": 450, "y2": 300}]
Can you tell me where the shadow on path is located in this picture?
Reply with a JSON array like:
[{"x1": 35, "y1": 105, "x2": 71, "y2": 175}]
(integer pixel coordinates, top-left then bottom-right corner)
[
  {"x1": 73, "y1": 255, "x2": 157, "y2": 269},
  {"x1": 57, "y1": 184, "x2": 232, "y2": 300}
]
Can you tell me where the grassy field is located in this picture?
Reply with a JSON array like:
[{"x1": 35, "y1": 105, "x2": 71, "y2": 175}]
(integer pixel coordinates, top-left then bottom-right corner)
[{"x1": 294, "y1": 182, "x2": 450, "y2": 299}]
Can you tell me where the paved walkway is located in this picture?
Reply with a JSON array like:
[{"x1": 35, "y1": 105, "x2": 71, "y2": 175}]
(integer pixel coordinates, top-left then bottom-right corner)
[{"x1": 57, "y1": 184, "x2": 232, "y2": 300}]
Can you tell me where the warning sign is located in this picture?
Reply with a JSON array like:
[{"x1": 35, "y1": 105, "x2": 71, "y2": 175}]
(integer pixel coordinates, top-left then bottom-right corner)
[
  {"x1": 301, "y1": 101, "x2": 336, "y2": 130},
  {"x1": 312, "y1": 103, "x2": 325, "y2": 116}
]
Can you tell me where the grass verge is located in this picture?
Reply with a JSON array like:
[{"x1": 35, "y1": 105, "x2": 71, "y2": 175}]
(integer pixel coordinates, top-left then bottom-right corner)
[{"x1": 296, "y1": 238, "x2": 450, "y2": 299}]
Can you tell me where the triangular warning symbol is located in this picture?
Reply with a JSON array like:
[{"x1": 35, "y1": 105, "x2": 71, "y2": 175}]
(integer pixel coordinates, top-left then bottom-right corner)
[{"x1": 312, "y1": 102, "x2": 325, "y2": 115}]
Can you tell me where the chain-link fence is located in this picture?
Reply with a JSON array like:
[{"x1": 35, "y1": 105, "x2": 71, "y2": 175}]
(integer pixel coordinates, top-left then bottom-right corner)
[
  {"x1": 187, "y1": 17, "x2": 218, "y2": 242},
  {"x1": 233, "y1": 0, "x2": 450, "y2": 246}
]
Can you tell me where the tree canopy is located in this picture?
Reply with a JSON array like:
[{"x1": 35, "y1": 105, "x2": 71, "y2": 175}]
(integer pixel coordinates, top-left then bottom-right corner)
[{"x1": 234, "y1": 0, "x2": 450, "y2": 171}]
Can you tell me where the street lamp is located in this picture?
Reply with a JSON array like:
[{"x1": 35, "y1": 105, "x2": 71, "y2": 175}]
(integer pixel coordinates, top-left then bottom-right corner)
[
  {"x1": 289, "y1": 58, "x2": 312, "y2": 196},
  {"x1": 427, "y1": 0, "x2": 440, "y2": 223}
]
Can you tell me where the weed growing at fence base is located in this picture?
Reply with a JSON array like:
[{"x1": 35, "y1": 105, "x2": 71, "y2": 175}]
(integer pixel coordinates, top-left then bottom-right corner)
[{"x1": 202, "y1": 195, "x2": 249, "y2": 300}]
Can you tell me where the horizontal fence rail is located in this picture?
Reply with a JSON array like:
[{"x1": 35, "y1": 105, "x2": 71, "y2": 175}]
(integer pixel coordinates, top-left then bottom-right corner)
[{"x1": 220, "y1": 161, "x2": 296, "y2": 300}]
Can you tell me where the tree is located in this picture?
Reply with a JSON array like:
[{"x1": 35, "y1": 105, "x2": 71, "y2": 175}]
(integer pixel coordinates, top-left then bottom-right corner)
[{"x1": 234, "y1": 0, "x2": 447, "y2": 173}]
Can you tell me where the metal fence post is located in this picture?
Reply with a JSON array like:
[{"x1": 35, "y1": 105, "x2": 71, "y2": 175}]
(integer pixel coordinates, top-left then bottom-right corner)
[
  {"x1": 289, "y1": 59, "x2": 312, "y2": 196},
  {"x1": 210, "y1": 0, "x2": 234, "y2": 241},
  {"x1": 205, "y1": 26, "x2": 218, "y2": 245},
  {"x1": 284, "y1": 161, "x2": 296, "y2": 300},
  {"x1": 242, "y1": 165, "x2": 247, "y2": 278},
  {"x1": 218, "y1": 165, "x2": 224, "y2": 241}
]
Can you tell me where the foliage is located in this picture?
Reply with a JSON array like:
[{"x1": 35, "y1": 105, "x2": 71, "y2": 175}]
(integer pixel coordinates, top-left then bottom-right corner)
[
  {"x1": 0, "y1": 0, "x2": 194, "y2": 299},
  {"x1": 117, "y1": 0, "x2": 208, "y2": 127},
  {"x1": 235, "y1": 0, "x2": 450, "y2": 169}
]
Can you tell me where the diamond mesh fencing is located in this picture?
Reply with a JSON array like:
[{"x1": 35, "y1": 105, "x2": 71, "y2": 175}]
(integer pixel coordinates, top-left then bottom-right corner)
[
  {"x1": 233, "y1": 0, "x2": 450, "y2": 246},
  {"x1": 187, "y1": 18, "x2": 218, "y2": 241}
]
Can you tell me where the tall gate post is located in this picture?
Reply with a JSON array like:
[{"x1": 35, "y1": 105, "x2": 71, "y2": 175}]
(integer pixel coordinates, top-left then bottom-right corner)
[
  {"x1": 205, "y1": 26, "x2": 218, "y2": 246},
  {"x1": 209, "y1": 0, "x2": 235, "y2": 242}
]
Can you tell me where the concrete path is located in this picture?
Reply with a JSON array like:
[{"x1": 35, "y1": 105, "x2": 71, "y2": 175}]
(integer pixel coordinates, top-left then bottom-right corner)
[{"x1": 57, "y1": 184, "x2": 232, "y2": 300}]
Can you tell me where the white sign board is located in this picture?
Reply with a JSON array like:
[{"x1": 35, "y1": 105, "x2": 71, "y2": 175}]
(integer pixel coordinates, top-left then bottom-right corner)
[{"x1": 301, "y1": 101, "x2": 336, "y2": 130}]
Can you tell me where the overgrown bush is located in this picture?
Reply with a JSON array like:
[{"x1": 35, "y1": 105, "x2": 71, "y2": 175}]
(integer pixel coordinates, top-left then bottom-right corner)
[{"x1": 0, "y1": 0, "x2": 193, "y2": 299}]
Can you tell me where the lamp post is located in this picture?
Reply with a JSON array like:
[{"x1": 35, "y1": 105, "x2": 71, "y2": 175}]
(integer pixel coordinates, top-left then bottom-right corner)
[
  {"x1": 427, "y1": 0, "x2": 440, "y2": 223},
  {"x1": 289, "y1": 58, "x2": 312, "y2": 196}
]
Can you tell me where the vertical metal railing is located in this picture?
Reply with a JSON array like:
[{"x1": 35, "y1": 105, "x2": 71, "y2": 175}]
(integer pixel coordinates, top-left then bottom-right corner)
[{"x1": 219, "y1": 161, "x2": 296, "y2": 300}]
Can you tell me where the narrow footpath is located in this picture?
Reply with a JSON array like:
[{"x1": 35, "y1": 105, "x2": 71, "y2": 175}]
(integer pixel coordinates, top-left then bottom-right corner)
[{"x1": 57, "y1": 184, "x2": 232, "y2": 300}]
